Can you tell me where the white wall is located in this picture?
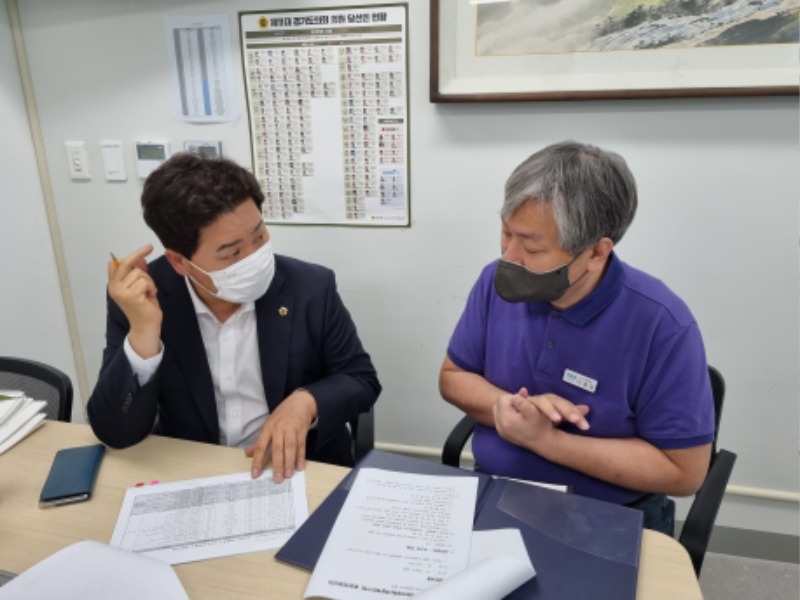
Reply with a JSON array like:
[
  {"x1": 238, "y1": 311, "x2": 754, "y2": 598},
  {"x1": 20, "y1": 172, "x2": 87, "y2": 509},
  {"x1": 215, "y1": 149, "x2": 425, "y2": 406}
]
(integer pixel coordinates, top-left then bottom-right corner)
[
  {"x1": 12, "y1": 0, "x2": 799, "y2": 534},
  {"x1": 0, "y1": 1, "x2": 81, "y2": 421}
]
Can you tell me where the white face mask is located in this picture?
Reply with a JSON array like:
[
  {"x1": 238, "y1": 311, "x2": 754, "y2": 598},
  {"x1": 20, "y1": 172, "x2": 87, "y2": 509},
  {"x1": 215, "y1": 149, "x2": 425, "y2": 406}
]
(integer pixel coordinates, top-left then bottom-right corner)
[{"x1": 186, "y1": 242, "x2": 275, "y2": 304}]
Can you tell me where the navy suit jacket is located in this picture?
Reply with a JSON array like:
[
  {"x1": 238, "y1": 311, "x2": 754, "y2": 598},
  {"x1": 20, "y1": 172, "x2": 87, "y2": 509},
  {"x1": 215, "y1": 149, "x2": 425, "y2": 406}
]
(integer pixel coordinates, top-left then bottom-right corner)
[{"x1": 88, "y1": 254, "x2": 380, "y2": 465}]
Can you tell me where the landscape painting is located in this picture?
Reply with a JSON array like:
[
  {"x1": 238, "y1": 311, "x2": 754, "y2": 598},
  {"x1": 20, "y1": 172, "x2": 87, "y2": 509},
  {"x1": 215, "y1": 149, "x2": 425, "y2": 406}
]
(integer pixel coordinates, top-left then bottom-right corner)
[{"x1": 476, "y1": 0, "x2": 799, "y2": 55}]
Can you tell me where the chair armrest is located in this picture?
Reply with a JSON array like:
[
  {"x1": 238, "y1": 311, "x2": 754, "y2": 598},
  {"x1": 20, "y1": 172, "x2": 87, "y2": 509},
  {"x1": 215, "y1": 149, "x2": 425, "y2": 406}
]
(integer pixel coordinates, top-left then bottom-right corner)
[
  {"x1": 678, "y1": 449, "x2": 737, "y2": 576},
  {"x1": 351, "y1": 406, "x2": 375, "y2": 464},
  {"x1": 441, "y1": 415, "x2": 476, "y2": 467}
]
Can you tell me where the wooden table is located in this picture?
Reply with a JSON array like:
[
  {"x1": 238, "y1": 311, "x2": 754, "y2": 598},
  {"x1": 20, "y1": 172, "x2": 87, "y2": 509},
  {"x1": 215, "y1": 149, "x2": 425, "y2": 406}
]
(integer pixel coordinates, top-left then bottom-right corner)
[{"x1": 0, "y1": 422, "x2": 703, "y2": 599}]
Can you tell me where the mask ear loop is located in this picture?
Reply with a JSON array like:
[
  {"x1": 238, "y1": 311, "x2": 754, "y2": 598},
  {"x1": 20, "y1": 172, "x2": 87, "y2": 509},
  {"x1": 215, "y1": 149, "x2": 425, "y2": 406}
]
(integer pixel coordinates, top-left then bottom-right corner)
[
  {"x1": 187, "y1": 274, "x2": 220, "y2": 298},
  {"x1": 563, "y1": 242, "x2": 601, "y2": 291},
  {"x1": 182, "y1": 257, "x2": 220, "y2": 298}
]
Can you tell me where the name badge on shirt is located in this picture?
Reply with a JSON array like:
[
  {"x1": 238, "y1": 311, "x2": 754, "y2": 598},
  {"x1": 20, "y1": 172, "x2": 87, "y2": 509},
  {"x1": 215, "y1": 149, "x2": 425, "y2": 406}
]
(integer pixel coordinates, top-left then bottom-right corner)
[{"x1": 563, "y1": 369, "x2": 598, "y2": 393}]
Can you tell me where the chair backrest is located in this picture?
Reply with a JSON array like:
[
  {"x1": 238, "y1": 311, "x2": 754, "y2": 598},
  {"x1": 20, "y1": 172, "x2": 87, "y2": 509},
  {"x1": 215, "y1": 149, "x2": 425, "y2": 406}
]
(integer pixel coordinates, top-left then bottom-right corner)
[
  {"x1": 0, "y1": 357, "x2": 73, "y2": 422},
  {"x1": 707, "y1": 364, "x2": 725, "y2": 456}
]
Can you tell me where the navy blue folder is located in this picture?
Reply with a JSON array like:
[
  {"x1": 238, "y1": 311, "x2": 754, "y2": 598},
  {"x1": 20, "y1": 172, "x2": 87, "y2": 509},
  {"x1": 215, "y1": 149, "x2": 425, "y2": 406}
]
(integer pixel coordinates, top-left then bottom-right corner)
[{"x1": 276, "y1": 450, "x2": 643, "y2": 600}]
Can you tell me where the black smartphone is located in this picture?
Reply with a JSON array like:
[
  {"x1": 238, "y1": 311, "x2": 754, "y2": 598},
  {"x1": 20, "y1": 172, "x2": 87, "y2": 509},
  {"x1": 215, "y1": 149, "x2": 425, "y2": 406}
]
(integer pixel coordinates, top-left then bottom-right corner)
[{"x1": 39, "y1": 444, "x2": 106, "y2": 508}]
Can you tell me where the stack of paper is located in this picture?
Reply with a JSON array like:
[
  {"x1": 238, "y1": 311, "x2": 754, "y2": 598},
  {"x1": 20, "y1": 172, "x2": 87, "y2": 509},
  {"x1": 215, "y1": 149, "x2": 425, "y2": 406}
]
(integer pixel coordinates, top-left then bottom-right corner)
[
  {"x1": 0, "y1": 390, "x2": 47, "y2": 455},
  {"x1": 303, "y1": 468, "x2": 535, "y2": 600}
]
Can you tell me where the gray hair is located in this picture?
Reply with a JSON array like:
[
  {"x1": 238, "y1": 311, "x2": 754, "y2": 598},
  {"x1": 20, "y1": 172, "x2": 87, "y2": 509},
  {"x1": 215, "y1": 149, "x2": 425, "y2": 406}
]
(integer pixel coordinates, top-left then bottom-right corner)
[{"x1": 502, "y1": 141, "x2": 638, "y2": 254}]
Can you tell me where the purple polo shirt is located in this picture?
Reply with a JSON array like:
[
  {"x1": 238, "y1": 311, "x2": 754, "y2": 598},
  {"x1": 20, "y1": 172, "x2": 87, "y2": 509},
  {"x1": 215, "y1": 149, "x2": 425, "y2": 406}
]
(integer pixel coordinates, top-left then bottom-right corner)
[{"x1": 447, "y1": 253, "x2": 714, "y2": 504}]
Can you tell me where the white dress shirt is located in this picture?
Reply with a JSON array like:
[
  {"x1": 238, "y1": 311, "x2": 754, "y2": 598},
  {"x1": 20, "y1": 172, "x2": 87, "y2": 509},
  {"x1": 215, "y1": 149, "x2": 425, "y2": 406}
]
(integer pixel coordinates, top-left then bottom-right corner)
[{"x1": 124, "y1": 278, "x2": 269, "y2": 448}]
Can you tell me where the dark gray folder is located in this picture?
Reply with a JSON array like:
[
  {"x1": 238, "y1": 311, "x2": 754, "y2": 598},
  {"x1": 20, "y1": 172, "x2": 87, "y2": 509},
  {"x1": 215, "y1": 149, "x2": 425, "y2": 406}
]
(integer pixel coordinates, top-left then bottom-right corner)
[{"x1": 277, "y1": 450, "x2": 643, "y2": 599}]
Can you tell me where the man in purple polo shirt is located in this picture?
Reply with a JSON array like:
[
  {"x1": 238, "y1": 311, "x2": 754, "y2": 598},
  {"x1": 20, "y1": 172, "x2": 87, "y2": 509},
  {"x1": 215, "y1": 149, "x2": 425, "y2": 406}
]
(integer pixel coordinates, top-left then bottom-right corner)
[{"x1": 440, "y1": 141, "x2": 715, "y2": 534}]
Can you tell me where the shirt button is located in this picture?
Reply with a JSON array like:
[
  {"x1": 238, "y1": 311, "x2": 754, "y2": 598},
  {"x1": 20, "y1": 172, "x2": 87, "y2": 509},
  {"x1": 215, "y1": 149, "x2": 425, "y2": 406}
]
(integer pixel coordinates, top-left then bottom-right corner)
[{"x1": 546, "y1": 340, "x2": 555, "y2": 348}]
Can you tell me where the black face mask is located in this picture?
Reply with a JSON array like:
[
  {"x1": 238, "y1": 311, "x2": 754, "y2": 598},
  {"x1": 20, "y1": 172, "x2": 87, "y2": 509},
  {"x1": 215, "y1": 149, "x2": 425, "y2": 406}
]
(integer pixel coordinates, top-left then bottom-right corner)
[{"x1": 493, "y1": 256, "x2": 581, "y2": 303}]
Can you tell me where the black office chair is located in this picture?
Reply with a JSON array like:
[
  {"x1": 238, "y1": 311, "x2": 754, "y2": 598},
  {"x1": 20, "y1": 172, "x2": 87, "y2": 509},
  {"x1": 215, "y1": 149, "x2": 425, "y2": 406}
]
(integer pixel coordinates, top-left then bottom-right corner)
[
  {"x1": 678, "y1": 366, "x2": 737, "y2": 575},
  {"x1": 441, "y1": 365, "x2": 736, "y2": 576},
  {"x1": 350, "y1": 405, "x2": 375, "y2": 464},
  {"x1": 442, "y1": 411, "x2": 477, "y2": 469},
  {"x1": 0, "y1": 356, "x2": 73, "y2": 422}
]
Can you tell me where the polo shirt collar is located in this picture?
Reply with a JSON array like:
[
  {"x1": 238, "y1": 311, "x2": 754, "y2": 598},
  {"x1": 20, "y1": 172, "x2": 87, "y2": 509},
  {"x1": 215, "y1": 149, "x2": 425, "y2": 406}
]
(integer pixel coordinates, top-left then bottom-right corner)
[{"x1": 528, "y1": 252, "x2": 625, "y2": 327}]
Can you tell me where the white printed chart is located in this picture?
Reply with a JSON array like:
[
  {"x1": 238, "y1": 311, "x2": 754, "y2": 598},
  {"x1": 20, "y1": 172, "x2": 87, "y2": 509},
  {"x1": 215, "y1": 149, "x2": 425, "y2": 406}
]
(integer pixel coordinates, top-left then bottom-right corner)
[
  {"x1": 111, "y1": 471, "x2": 308, "y2": 564},
  {"x1": 164, "y1": 14, "x2": 238, "y2": 123},
  {"x1": 240, "y1": 5, "x2": 409, "y2": 226}
]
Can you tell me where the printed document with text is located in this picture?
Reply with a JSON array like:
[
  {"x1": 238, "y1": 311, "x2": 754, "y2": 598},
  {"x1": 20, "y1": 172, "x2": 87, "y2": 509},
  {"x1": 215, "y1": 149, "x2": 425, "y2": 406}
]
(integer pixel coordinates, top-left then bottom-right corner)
[
  {"x1": 305, "y1": 468, "x2": 477, "y2": 599},
  {"x1": 111, "y1": 470, "x2": 307, "y2": 564}
]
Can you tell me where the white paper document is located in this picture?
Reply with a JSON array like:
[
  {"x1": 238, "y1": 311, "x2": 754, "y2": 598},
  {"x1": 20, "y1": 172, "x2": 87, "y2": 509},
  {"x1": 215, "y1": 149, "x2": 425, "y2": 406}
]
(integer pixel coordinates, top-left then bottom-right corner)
[
  {"x1": 110, "y1": 470, "x2": 308, "y2": 564},
  {"x1": 0, "y1": 393, "x2": 46, "y2": 455},
  {"x1": 0, "y1": 540, "x2": 189, "y2": 600},
  {"x1": 0, "y1": 390, "x2": 26, "y2": 425},
  {"x1": 414, "y1": 529, "x2": 535, "y2": 600},
  {"x1": 305, "y1": 468, "x2": 478, "y2": 600}
]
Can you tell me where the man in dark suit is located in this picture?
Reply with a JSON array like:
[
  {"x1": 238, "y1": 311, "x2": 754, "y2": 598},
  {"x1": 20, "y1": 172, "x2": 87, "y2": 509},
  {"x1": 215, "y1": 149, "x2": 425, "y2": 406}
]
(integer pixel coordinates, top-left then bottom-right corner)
[{"x1": 88, "y1": 153, "x2": 380, "y2": 482}]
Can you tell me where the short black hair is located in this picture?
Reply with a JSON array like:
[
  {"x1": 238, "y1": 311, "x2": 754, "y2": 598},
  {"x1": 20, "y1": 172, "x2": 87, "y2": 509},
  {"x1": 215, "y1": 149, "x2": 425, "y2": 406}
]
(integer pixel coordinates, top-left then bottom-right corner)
[{"x1": 141, "y1": 152, "x2": 265, "y2": 258}]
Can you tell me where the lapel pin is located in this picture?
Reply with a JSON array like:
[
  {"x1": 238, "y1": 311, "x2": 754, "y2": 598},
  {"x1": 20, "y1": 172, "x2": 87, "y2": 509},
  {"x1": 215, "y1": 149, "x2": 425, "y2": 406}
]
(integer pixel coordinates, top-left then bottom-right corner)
[{"x1": 279, "y1": 306, "x2": 289, "y2": 317}]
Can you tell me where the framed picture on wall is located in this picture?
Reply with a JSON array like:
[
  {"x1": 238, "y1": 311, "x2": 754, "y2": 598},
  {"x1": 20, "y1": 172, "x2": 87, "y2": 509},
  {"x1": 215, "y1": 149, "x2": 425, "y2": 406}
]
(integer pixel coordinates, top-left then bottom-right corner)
[
  {"x1": 430, "y1": 0, "x2": 799, "y2": 102},
  {"x1": 240, "y1": 5, "x2": 411, "y2": 226}
]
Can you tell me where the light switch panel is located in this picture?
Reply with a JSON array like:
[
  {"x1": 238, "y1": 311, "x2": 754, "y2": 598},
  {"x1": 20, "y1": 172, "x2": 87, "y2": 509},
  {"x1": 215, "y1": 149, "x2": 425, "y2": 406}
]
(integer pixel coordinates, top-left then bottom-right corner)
[
  {"x1": 100, "y1": 140, "x2": 127, "y2": 181},
  {"x1": 65, "y1": 140, "x2": 91, "y2": 181}
]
